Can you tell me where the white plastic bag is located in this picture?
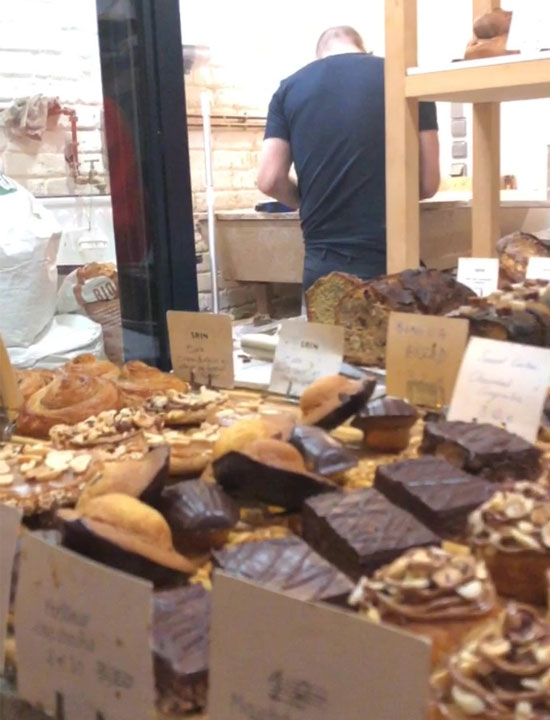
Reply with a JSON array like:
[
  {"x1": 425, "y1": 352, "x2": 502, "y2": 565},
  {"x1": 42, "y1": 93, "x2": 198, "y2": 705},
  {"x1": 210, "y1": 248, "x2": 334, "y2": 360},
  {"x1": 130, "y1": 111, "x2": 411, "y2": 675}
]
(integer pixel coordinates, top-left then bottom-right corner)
[{"x1": 0, "y1": 175, "x2": 61, "y2": 346}]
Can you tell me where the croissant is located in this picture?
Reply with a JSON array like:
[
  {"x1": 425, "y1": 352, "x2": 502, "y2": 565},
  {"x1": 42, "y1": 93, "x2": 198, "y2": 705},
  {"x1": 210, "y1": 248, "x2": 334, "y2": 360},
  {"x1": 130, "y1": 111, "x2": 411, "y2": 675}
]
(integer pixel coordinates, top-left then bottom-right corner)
[
  {"x1": 117, "y1": 361, "x2": 189, "y2": 407},
  {"x1": 16, "y1": 369, "x2": 57, "y2": 401},
  {"x1": 16, "y1": 373, "x2": 120, "y2": 439},
  {"x1": 63, "y1": 353, "x2": 120, "y2": 380}
]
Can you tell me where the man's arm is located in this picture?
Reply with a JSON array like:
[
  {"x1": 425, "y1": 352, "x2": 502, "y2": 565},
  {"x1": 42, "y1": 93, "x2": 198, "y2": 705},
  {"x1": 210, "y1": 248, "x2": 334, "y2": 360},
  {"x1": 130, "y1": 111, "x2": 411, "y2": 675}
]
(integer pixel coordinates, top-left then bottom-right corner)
[
  {"x1": 257, "y1": 138, "x2": 300, "y2": 209},
  {"x1": 419, "y1": 129, "x2": 440, "y2": 200}
]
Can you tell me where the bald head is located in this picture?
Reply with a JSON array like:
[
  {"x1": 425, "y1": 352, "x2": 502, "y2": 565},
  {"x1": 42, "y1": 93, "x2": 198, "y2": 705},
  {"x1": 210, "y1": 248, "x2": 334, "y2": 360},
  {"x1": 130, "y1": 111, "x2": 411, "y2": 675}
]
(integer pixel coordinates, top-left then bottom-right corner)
[{"x1": 316, "y1": 26, "x2": 367, "y2": 59}]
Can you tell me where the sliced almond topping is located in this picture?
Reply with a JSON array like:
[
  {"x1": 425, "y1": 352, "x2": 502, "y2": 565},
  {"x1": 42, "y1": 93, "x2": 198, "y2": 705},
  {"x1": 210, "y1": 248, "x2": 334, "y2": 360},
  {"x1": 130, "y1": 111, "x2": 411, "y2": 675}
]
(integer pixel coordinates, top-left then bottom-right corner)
[
  {"x1": 520, "y1": 678, "x2": 541, "y2": 691},
  {"x1": 70, "y1": 454, "x2": 92, "y2": 474},
  {"x1": 26, "y1": 466, "x2": 60, "y2": 483},
  {"x1": 479, "y1": 638, "x2": 511, "y2": 658},
  {"x1": 20, "y1": 460, "x2": 37, "y2": 473},
  {"x1": 532, "y1": 505, "x2": 550, "y2": 526},
  {"x1": 386, "y1": 555, "x2": 410, "y2": 579},
  {"x1": 432, "y1": 566, "x2": 463, "y2": 589},
  {"x1": 45, "y1": 450, "x2": 75, "y2": 472},
  {"x1": 515, "y1": 701, "x2": 533, "y2": 720},
  {"x1": 365, "y1": 606, "x2": 381, "y2": 623},
  {"x1": 510, "y1": 528, "x2": 542, "y2": 551},
  {"x1": 0, "y1": 460, "x2": 10, "y2": 474},
  {"x1": 400, "y1": 576, "x2": 430, "y2": 590},
  {"x1": 451, "y1": 685, "x2": 485, "y2": 715},
  {"x1": 456, "y1": 580, "x2": 483, "y2": 600},
  {"x1": 504, "y1": 496, "x2": 533, "y2": 520},
  {"x1": 348, "y1": 580, "x2": 367, "y2": 607},
  {"x1": 535, "y1": 645, "x2": 550, "y2": 665},
  {"x1": 475, "y1": 562, "x2": 488, "y2": 580},
  {"x1": 0, "y1": 473, "x2": 14, "y2": 486}
]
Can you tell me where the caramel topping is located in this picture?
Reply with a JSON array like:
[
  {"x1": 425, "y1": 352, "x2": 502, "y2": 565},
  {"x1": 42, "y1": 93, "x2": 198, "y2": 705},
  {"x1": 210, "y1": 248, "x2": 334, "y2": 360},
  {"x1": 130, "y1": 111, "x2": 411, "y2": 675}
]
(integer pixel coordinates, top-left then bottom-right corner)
[{"x1": 349, "y1": 546, "x2": 496, "y2": 622}]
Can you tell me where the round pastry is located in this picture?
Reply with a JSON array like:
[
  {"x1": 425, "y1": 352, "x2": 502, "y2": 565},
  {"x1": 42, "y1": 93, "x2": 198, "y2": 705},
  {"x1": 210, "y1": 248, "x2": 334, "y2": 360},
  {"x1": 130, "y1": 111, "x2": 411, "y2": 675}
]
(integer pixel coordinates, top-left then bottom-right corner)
[
  {"x1": 352, "y1": 397, "x2": 419, "y2": 452},
  {"x1": 468, "y1": 482, "x2": 550, "y2": 605},
  {"x1": 57, "y1": 493, "x2": 196, "y2": 585},
  {"x1": 63, "y1": 353, "x2": 120, "y2": 380},
  {"x1": 15, "y1": 369, "x2": 57, "y2": 401},
  {"x1": 431, "y1": 603, "x2": 550, "y2": 720},
  {"x1": 349, "y1": 546, "x2": 498, "y2": 667},
  {"x1": 117, "y1": 361, "x2": 190, "y2": 407},
  {"x1": 300, "y1": 375, "x2": 376, "y2": 429},
  {"x1": 16, "y1": 373, "x2": 120, "y2": 439},
  {"x1": 143, "y1": 387, "x2": 228, "y2": 426},
  {"x1": 212, "y1": 414, "x2": 295, "y2": 461}
]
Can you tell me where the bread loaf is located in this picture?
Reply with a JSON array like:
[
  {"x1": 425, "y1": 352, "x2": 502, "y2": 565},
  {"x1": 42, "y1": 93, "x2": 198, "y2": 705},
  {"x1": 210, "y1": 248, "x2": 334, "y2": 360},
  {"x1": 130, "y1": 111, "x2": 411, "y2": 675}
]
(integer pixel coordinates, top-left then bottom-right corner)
[
  {"x1": 497, "y1": 231, "x2": 550, "y2": 283},
  {"x1": 305, "y1": 272, "x2": 363, "y2": 324}
]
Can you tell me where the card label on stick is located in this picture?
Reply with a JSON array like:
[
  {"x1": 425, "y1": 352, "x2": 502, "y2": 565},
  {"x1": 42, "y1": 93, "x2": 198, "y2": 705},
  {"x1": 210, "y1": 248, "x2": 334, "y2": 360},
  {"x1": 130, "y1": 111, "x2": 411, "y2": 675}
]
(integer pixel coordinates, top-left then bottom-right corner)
[
  {"x1": 167, "y1": 310, "x2": 234, "y2": 388},
  {"x1": 269, "y1": 320, "x2": 344, "y2": 397},
  {"x1": 526, "y1": 256, "x2": 550, "y2": 282},
  {"x1": 208, "y1": 573, "x2": 430, "y2": 720},
  {"x1": 0, "y1": 504, "x2": 21, "y2": 674},
  {"x1": 448, "y1": 336, "x2": 550, "y2": 443},
  {"x1": 386, "y1": 312, "x2": 469, "y2": 407},
  {"x1": 457, "y1": 257, "x2": 499, "y2": 297},
  {"x1": 15, "y1": 536, "x2": 155, "y2": 720}
]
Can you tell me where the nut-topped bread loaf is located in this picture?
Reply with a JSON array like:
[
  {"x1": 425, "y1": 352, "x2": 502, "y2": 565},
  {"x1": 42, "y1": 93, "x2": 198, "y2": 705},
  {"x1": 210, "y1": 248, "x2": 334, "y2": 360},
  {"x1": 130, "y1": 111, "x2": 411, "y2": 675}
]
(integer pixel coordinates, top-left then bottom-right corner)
[
  {"x1": 497, "y1": 230, "x2": 550, "y2": 283},
  {"x1": 305, "y1": 271, "x2": 363, "y2": 325}
]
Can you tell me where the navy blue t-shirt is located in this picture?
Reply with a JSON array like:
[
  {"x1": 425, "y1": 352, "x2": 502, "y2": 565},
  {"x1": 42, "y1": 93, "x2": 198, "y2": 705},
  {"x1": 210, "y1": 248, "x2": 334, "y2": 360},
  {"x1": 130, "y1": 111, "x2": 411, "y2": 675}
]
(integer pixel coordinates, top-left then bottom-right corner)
[{"x1": 265, "y1": 54, "x2": 438, "y2": 246}]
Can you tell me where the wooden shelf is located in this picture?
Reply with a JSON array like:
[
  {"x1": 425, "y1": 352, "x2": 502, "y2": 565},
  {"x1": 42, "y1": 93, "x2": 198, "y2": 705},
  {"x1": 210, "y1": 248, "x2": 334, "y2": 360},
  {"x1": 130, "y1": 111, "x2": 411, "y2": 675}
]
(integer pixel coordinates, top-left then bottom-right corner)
[{"x1": 406, "y1": 55, "x2": 550, "y2": 103}]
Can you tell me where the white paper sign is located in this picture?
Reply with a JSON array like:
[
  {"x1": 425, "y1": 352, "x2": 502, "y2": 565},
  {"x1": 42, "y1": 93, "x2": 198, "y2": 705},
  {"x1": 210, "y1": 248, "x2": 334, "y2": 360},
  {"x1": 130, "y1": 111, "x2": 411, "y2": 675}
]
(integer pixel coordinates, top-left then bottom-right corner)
[
  {"x1": 526, "y1": 256, "x2": 550, "y2": 281},
  {"x1": 457, "y1": 257, "x2": 499, "y2": 297},
  {"x1": 208, "y1": 573, "x2": 430, "y2": 720},
  {"x1": 448, "y1": 337, "x2": 550, "y2": 443},
  {"x1": 15, "y1": 535, "x2": 155, "y2": 720},
  {"x1": 0, "y1": 504, "x2": 21, "y2": 675},
  {"x1": 269, "y1": 320, "x2": 345, "y2": 397}
]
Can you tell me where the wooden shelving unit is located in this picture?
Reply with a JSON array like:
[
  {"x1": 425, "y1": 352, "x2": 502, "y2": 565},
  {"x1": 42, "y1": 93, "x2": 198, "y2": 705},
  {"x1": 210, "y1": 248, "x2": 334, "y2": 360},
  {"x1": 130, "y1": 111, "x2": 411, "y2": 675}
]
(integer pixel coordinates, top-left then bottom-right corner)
[{"x1": 385, "y1": 0, "x2": 550, "y2": 271}]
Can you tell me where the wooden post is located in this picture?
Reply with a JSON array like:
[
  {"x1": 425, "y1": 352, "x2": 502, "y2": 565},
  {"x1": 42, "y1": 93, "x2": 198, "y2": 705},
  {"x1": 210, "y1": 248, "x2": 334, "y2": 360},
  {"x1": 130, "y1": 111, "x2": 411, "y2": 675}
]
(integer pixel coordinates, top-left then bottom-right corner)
[
  {"x1": 385, "y1": 0, "x2": 420, "y2": 272},
  {"x1": 472, "y1": 0, "x2": 501, "y2": 257}
]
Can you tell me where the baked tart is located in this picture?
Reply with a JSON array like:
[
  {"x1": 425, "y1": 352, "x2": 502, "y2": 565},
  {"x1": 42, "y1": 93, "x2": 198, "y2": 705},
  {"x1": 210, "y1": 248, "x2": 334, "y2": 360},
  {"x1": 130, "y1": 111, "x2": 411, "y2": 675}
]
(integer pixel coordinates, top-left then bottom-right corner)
[
  {"x1": 143, "y1": 387, "x2": 228, "y2": 426},
  {"x1": 50, "y1": 407, "x2": 162, "y2": 448}
]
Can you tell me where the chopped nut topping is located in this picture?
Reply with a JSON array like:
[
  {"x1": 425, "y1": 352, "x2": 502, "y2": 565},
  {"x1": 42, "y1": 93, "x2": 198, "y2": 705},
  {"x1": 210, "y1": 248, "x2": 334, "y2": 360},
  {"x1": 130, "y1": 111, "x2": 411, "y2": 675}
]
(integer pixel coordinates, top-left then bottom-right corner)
[{"x1": 0, "y1": 474, "x2": 14, "y2": 486}]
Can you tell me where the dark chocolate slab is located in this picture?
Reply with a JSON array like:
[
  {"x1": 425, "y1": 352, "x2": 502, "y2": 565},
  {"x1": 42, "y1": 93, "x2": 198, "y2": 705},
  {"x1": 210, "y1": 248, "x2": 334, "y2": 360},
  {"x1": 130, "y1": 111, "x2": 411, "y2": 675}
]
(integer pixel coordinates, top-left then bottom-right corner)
[
  {"x1": 152, "y1": 584, "x2": 210, "y2": 713},
  {"x1": 302, "y1": 488, "x2": 440, "y2": 580},
  {"x1": 289, "y1": 425, "x2": 358, "y2": 475},
  {"x1": 212, "y1": 535, "x2": 354, "y2": 606},
  {"x1": 161, "y1": 480, "x2": 239, "y2": 532},
  {"x1": 374, "y1": 456, "x2": 495, "y2": 537},
  {"x1": 421, "y1": 420, "x2": 542, "y2": 482}
]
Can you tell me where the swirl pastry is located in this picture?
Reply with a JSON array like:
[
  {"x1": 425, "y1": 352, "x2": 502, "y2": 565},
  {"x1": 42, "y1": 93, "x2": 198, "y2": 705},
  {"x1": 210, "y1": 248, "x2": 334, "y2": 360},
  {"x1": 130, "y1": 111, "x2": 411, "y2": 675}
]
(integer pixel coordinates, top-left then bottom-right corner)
[
  {"x1": 63, "y1": 353, "x2": 120, "y2": 380},
  {"x1": 16, "y1": 369, "x2": 57, "y2": 401},
  {"x1": 349, "y1": 546, "x2": 498, "y2": 666},
  {"x1": 468, "y1": 482, "x2": 550, "y2": 605},
  {"x1": 16, "y1": 373, "x2": 120, "y2": 439},
  {"x1": 117, "y1": 361, "x2": 189, "y2": 407},
  {"x1": 431, "y1": 604, "x2": 550, "y2": 720},
  {"x1": 144, "y1": 387, "x2": 228, "y2": 426}
]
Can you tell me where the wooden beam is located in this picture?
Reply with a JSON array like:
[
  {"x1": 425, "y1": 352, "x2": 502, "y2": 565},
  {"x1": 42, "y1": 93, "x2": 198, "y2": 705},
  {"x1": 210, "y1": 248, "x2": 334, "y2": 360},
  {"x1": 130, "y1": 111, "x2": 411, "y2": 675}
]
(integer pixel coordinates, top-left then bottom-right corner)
[
  {"x1": 385, "y1": 0, "x2": 420, "y2": 273},
  {"x1": 472, "y1": 103, "x2": 501, "y2": 256}
]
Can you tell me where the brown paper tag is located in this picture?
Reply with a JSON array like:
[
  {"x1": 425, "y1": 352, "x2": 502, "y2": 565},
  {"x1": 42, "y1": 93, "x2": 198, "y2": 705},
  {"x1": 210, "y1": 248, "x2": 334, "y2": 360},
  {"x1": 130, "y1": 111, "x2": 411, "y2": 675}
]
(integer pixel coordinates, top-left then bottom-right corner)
[
  {"x1": 15, "y1": 535, "x2": 155, "y2": 720},
  {"x1": 448, "y1": 337, "x2": 550, "y2": 442},
  {"x1": 0, "y1": 333, "x2": 22, "y2": 421},
  {"x1": 167, "y1": 310, "x2": 234, "y2": 388},
  {"x1": 386, "y1": 312, "x2": 469, "y2": 407},
  {"x1": 208, "y1": 573, "x2": 430, "y2": 720},
  {"x1": 269, "y1": 320, "x2": 345, "y2": 397},
  {"x1": 0, "y1": 504, "x2": 21, "y2": 674}
]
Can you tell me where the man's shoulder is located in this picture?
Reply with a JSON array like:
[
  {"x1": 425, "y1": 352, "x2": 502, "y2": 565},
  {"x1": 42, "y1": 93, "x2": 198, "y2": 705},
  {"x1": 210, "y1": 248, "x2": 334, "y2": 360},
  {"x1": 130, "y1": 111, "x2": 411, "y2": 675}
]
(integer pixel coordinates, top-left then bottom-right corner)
[{"x1": 280, "y1": 53, "x2": 384, "y2": 88}]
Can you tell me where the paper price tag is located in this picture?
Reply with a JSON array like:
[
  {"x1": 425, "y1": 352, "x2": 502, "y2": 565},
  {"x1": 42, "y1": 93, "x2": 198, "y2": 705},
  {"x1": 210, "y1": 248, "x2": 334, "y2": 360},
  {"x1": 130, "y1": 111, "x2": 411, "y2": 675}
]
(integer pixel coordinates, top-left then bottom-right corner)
[
  {"x1": 526, "y1": 257, "x2": 550, "y2": 281},
  {"x1": 386, "y1": 312, "x2": 470, "y2": 407},
  {"x1": 208, "y1": 574, "x2": 430, "y2": 720},
  {"x1": 457, "y1": 257, "x2": 499, "y2": 297},
  {"x1": 0, "y1": 504, "x2": 21, "y2": 674},
  {"x1": 167, "y1": 310, "x2": 234, "y2": 388},
  {"x1": 0, "y1": 333, "x2": 22, "y2": 422},
  {"x1": 15, "y1": 536, "x2": 155, "y2": 720},
  {"x1": 448, "y1": 337, "x2": 550, "y2": 443},
  {"x1": 269, "y1": 320, "x2": 344, "y2": 397}
]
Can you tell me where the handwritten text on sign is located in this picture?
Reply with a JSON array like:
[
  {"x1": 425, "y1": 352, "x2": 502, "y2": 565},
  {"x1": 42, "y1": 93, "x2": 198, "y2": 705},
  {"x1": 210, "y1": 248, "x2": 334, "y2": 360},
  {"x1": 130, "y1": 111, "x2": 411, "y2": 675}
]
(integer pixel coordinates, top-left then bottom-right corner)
[
  {"x1": 457, "y1": 257, "x2": 499, "y2": 297},
  {"x1": 269, "y1": 320, "x2": 344, "y2": 397},
  {"x1": 448, "y1": 337, "x2": 550, "y2": 443},
  {"x1": 386, "y1": 313, "x2": 469, "y2": 407},
  {"x1": 208, "y1": 573, "x2": 430, "y2": 720},
  {"x1": 15, "y1": 535, "x2": 155, "y2": 720},
  {"x1": 167, "y1": 310, "x2": 234, "y2": 388},
  {"x1": 0, "y1": 504, "x2": 21, "y2": 674}
]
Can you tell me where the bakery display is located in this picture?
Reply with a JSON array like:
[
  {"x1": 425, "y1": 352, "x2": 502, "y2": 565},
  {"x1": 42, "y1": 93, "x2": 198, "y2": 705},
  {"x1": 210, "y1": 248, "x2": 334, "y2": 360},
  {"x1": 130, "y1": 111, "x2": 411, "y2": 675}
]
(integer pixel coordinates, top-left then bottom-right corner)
[
  {"x1": 299, "y1": 375, "x2": 376, "y2": 428},
  {"x1": 431, "y1": 603, "x2": 550, "y2": 720},
  {"x1": 305, "y1": 271, "x2": 363, "y2": 324},
  {"x1": 421, "y1": 420, "x2": 542, "y2": 482},
  {"x1": 153, "y1": 584, "x2": 210, "y2": 714},
  {"x1": 117, "y1": 360, "x2": 190, "y2": 406},
  {"x1": 498, "y1": 231, "x2": 550, "y2": 284},
  {"x1": 15, "y1": 369, "x2": 56, "y2": 401},
  {"x1": 16, "y1": 373, "x2": 120, "y2": 439},
  {"x1": 374, "y1": 456, "x2": 494, "y2": 538},
  {"x1": 349, "y1": 547, "x2": 498, "y2": 665},
  {"x1": 143, "y1": 387, "x2": 228, "y2": 426},
  {"x1": 468, "y1": 482, "x2": 550, "y2": 605},
  {"x1": 212, "y1": 535, "x2": 354, "y2": 605},
  {"x1": 465, "y1": 7, "x2": 518, "y2": 60},
  {"x1": 213, "y1": 438, "x2": 337, "y2": 510},
  {"x1": 352, "y1": 397, "x2": 419, "y2": 452},
  {"x1": 63, "y1": 353, "x2": 121, "y2": 380},
  {"x1": 57, "y1": 493, "x2": 196, "y2": 585},
  {"x1": 289, "y1": 424, "x2": 358, "y2": 476},
  {"x1": 50, "y1": 407, "x2": 161, "y2": 448},
  {"x1": 160, "y1": 479, "x2": 239, "y2": 552},
  {"x1": 302, "y1": 488, "x2": 440, "y2": 579}
]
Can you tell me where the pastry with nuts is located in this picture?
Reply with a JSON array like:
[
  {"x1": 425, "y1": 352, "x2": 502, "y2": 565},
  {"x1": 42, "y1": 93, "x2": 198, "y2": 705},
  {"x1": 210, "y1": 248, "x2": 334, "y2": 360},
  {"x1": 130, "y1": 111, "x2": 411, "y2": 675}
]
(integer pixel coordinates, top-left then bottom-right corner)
[
  {"x1": 349, "y1": 546, "x2": 498, "y2": 666},
  {"x1": 143, "y1": 387, "x2": 228, "y2": 426},
  {"x1": 50, "y1": 407, "x2": 163, "y2": 449},
  {"x1": 116, "y1": 361, "x2": 190, "y2": 407},
  {"x1": 145, "y1": 423, "x2": 221, "y2": 477},
  {"x1": 431, "y1": 603, "x2": 550, "y2": 720},
  {"x1": 468, "y1": 482, "x2": 550, "y2": 605}
]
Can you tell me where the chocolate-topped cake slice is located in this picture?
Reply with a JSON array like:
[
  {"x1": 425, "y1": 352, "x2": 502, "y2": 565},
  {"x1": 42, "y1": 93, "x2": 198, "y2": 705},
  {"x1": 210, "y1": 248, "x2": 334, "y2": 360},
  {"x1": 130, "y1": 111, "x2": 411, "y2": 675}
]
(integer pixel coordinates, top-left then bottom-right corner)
[
  {"x1": 374, "y1": 456, "x2": 495, "y2": 537},
  {"x1": 153, "y1": 584, "x2": 210, "y2": 714},
  {"x1": 213, "y1": 535, "x2": 354, "y2": 606},
  {"x1": 302, "y1": 488, "x2": 440, "y2": 580},
  {"x1": 421, "y1": 420, "x2": 542, "y2": 481}
]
